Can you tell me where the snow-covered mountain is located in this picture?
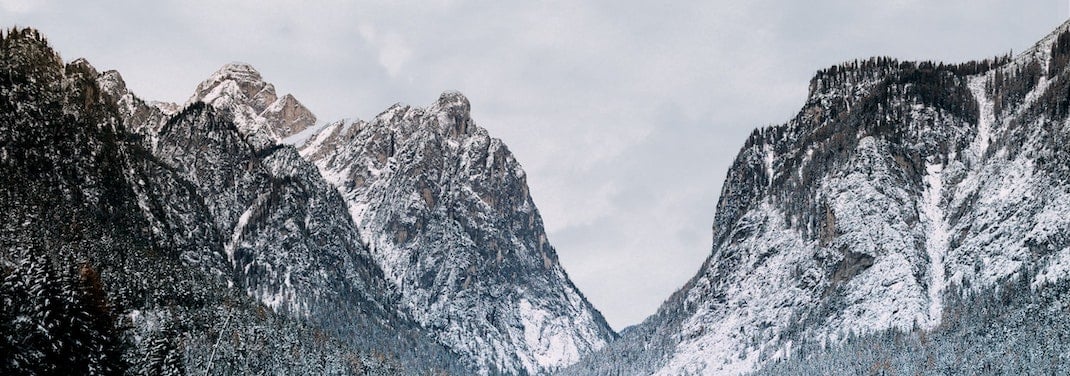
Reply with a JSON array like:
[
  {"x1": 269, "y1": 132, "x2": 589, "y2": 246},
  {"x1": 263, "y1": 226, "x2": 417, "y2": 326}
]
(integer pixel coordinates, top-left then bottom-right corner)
[
  {"x1": 565, "y1": 19, "x2": 1070, "y2": 376},
  {"x1": 172, "y1": 60, "x2": 616, "y2": 374},
  {"x1": 0, "y1": 26, "x2": 612, "y2": 375},
  {"x1": 297, "y1": 91, "x2": 615, "y2": 375}
]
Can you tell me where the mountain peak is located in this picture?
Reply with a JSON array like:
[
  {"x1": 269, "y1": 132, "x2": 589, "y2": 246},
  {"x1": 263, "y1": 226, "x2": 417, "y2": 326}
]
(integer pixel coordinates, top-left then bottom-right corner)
[
  {"x1": 192, "y1": 62, "x2": 275, "y2": 108},
  {"x1": 68, "y1": 57, "x2": 98, "y2": 76},
  {"x1": 436, "y1": 90, "x2": 470, "y2": 114},
  {"x1": 568, "y1": 18, "x2": 1070, "y2": 376},
  {"x1": 188, "y1": 62, "x2": 316, "y2": 140},
  {"x1": 433, "y1": 90, "x2": 472, "y2": 137},
  {"x1": 262, "y1": 92, "x2": 317, "y2": 138},
  {"x1": 213, "y1": 62, "x2": 264, "y2": 82},
  {"x1": 98, "y1": 69, "x2": 129, "y2": 100}
]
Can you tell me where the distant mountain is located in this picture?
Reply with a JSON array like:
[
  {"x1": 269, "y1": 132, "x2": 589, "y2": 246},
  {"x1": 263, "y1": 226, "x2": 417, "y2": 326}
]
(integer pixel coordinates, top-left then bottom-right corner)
[
  {"x1": 0, "y1": 26, "x2": 613, "y2": 375},
  {"x1": 564, "y1": 19, "x2": 1070, "y2": 376}
]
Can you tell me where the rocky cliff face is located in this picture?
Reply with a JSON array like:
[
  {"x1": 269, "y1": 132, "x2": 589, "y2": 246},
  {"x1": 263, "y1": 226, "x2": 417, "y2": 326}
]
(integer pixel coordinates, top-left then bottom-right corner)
[
  {"x1": 299, "y1": 91, "x2": 615, "y2": 375},
  {"x1": 565, "y1": 19, "x2": 1070, "y2": 376}
]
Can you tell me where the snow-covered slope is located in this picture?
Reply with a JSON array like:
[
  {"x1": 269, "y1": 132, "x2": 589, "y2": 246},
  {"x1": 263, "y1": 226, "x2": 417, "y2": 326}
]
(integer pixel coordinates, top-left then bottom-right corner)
[
  {"x1": 299, "y1": 91, "x2": 615, "y2": 375},
  {"x1": 565, "y1": 19, "x2": 1070, "y2": 376}
]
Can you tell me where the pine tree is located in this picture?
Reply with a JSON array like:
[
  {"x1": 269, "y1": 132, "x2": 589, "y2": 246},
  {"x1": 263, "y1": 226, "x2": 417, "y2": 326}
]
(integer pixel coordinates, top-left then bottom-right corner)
[
  {"x1": 75, "y1": 262, "x2": 124, "y2": 374},
  {"x1": 142, "y1": 324, "x2": 186, "y2": 376},
  {"x1": 0, "y1": 250, "x2": 60, "y2": 374},
  {"x1": 0, "y1": 261, "x2": 20, "y2": 374},
  {"x1": 19, "y1": 250, "x2": 62, "y2": 375}
]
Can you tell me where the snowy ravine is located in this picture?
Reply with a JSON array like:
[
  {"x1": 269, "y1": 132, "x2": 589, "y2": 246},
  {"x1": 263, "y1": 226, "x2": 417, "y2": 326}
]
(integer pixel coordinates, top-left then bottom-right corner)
[
  {"x1": 920, "y1": 161, "x2": 947, "y2": 328},
  {"x1": 564, "y1": 19, "x2": 1070, "y2": 376},
  {"x1": 298, "y1": 91, "x2": 615, "y2": 375}
]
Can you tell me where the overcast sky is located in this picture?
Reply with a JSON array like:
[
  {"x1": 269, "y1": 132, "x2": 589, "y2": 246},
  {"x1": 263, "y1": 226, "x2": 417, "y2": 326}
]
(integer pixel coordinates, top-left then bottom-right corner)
[{"x1": 3, "y1": 0, "x2": 1065, "y2": 330}]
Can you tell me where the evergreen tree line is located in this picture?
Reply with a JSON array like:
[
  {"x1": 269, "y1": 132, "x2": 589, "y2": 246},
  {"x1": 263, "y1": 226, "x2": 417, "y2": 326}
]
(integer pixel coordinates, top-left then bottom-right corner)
[{"x1": 756, "y1": 271, "x2": 1070, "y2": 375}]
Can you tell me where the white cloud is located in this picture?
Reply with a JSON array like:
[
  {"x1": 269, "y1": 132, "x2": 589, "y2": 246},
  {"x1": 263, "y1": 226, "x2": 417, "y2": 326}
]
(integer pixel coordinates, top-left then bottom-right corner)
[{"x1": 358, "y1": 22, "x2": 412, "y2": 77}]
